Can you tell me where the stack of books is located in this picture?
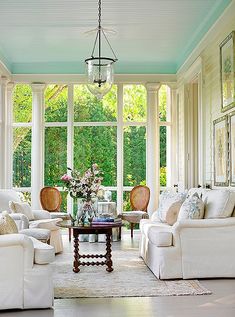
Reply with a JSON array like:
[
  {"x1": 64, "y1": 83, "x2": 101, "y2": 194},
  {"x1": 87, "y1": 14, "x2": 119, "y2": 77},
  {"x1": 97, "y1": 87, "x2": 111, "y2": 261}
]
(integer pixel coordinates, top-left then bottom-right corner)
[{"x1": 92, "y1": 216, "x2": 122, "y2": 226}]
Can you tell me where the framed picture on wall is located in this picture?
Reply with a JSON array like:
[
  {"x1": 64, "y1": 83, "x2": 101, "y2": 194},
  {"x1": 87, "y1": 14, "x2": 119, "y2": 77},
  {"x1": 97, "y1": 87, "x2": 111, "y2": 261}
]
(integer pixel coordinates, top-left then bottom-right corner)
[
  {"x1": 230, "y1": 111, "x2": 235, "y2": 186},
  {"x1": 220, "y1": 31, "x2": 235, "y2": 112},
  {"x1": 213, "y1": 115, "x2": 229, "y2": 186}
]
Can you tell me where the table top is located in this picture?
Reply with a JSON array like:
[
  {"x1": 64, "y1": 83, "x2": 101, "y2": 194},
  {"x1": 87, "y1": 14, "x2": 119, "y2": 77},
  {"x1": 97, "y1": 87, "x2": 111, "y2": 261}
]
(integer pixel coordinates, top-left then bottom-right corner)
[{"x1": 58, "y1": 220, "x2": 122, "y2": 230}]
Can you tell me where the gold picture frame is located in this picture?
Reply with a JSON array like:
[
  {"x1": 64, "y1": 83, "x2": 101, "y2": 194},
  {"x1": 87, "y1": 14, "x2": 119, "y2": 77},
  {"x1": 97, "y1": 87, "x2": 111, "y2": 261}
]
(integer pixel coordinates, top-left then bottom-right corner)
[
  {"x1": 220, "y1": 31, "x2": 235, "y2": 112},
  {"x1": 229, "y1": 111, "x2": 235, "y2": 186},
  {"x1": 213, "y1": 115, "x2": 229, "y2": 186}
]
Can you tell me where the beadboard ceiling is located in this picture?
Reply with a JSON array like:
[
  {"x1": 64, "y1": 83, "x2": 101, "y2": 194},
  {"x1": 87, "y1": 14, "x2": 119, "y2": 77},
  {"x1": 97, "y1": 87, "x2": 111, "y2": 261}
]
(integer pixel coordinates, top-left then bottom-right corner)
[{"x1": 0, "y1": 0, "x2": 231, "y2": 74}]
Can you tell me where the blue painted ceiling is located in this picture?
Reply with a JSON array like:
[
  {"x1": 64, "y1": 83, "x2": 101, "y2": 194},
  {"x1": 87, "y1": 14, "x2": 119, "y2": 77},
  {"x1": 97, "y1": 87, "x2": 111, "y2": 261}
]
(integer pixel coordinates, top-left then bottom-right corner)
[{"x1": 0, "y1": 0, "x2": 231, "y2": 74}]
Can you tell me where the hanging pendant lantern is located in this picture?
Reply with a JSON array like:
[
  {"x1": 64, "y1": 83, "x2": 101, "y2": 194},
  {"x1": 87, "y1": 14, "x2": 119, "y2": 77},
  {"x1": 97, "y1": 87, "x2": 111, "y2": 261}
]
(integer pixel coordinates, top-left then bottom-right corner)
[{"x1": 85, "y1": 0, "x2": 118, "y2": 99}]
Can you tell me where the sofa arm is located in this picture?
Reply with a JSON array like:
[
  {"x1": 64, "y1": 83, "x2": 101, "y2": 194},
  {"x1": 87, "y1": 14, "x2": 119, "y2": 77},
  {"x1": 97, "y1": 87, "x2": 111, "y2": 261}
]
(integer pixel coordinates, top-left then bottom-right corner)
[
  {"x1": 32, "y1": 210, "x2": 51, "y2": 220},
  {"x1": 10, "y1": 213, "x2": 29, "y2": 229},
  {"x1": 173, "y1": 217, "x2": 235, "y2": 232},
  {"x1": 147, "y1": 226, "x2": 173, "y2": 247},
  {"x1": 0, "y1": 233, "x2": 34, "y2": 269}
]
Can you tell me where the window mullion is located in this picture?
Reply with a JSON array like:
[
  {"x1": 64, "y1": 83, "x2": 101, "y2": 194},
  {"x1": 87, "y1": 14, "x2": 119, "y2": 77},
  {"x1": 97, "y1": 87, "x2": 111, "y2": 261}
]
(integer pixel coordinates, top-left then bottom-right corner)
[
  {"x1": 67, "y1": 84, "x2": 74, "y2": 214},
  {"x1": 117, "y1": 84, "x2": 123, "y2": 214}
]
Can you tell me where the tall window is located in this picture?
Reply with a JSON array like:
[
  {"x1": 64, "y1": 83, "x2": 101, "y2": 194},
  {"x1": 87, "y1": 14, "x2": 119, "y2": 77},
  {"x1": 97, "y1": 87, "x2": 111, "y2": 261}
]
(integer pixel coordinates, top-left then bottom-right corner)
[
  {"x1": 11, "y1": 82, "x2": 173, "y2": 212},
  {"x1": 123, "y1": 85, "x2": 147, "y2": 210},
  {"x1": 12, "y1": 84, "x2": 32, "y2": 200}
]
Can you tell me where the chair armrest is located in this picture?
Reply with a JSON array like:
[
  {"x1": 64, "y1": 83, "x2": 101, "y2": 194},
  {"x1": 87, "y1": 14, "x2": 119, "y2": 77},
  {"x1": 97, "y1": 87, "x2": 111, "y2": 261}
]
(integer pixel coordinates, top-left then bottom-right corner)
[
  {"x1": 10, "y1": 213, "x2": 29, "y2": 229},
  {"x1": 32, "y1": 210, "x2": 51, "y2": 220},
  {"x1": 0, "y1": 233, "x2": 34, "y2": 269},
  {"x1": 29, "y1": 218, "x2": 63, "y2": 230},
  {"x1": 173, "y1": 218, "x2": 235, "y2": 232}
]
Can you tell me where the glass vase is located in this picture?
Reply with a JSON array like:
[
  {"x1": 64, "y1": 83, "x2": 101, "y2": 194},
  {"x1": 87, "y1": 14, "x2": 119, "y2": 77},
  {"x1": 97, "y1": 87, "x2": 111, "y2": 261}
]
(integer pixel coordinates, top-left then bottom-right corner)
[{"x1": 77, "y1": 197, "x2": 98, "y2": 226}]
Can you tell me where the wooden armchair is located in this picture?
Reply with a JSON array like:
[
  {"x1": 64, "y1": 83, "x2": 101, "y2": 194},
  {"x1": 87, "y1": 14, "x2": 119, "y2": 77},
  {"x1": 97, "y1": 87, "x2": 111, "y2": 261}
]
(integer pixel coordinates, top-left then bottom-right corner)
[
  {"x1": 40, "y1": 187, "x2": 71, "y2": 241},
  {"x1": 119, "y1": 185, "x2": 150, "y2": 238}
]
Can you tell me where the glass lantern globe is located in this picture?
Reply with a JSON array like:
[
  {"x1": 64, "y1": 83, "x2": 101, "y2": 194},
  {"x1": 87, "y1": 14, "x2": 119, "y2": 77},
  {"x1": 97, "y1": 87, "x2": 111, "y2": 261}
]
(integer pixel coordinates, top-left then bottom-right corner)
[{"x1": 85, "y1": 57, "x2": 114, "y2": 99}]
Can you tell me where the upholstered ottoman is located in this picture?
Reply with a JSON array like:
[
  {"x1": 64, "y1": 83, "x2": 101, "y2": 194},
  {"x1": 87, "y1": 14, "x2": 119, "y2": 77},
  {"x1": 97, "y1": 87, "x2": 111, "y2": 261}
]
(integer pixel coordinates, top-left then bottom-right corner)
[
  {"x1": 20, "y1": 228, "x2": 51, "y2": 243},
  {"x1": 29, "y1": 237, "x2": 55, "y2": 264}
]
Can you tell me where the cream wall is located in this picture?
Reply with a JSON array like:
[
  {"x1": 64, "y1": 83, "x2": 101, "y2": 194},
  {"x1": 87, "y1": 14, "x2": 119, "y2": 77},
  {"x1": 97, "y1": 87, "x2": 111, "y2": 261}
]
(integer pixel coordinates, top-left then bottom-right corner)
[{"x1": 177, "y1": 0, "x2": 235, "y2": 189}]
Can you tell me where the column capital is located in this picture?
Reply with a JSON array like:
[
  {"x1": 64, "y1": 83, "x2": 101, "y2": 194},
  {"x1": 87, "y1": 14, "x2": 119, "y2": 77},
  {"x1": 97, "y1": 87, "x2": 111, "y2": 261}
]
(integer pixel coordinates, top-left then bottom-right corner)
[
  {"x1": 145, "y1": 82, "x2": 161, "y2": 93},
  {"x1": 31, "y1": 83, "x2": 46, "y2": 93},
  {"x1": 0, "y1": 76, "x2": 9, "y2": 87},
  {"x1": 6, "y1": 82, "x2": 15, "y2": 92},
  {"x1": 167, "y1": 82, "x2": 178, "y2": 90}
]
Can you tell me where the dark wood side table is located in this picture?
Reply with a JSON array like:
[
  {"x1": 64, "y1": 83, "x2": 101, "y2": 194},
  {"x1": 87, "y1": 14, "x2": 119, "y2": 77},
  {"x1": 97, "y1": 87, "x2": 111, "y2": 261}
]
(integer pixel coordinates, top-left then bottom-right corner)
[{"x1": 58, "y1": 221, "x2": 122, "y2": 273}]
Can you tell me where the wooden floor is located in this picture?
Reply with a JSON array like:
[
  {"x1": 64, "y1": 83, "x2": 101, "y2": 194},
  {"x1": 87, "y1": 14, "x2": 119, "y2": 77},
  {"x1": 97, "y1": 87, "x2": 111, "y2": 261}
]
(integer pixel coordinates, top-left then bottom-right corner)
[{"x1": 1, "y1": 229, "x2": 235, "y2": 317}]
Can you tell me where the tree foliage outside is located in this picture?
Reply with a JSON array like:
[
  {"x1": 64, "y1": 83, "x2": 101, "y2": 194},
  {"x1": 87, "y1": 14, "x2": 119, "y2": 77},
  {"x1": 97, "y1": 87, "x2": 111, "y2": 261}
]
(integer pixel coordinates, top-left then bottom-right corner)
[
  {"x1": 74, "y1": 85, "x2": 117, "y2": 122},
  {"x1": 123, "y1": 85, "x2": 146, "y2": 122},
  {"x1": 12, "y1": 83, "x2": 168, "y2": 208}
]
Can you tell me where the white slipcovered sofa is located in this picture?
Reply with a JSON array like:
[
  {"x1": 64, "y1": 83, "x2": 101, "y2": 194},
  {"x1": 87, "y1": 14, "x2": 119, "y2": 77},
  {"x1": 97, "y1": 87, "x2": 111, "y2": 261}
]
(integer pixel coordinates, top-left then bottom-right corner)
[
  {"x1": 0, "y1": 190, "x2": 63, "y2": 253},
  {"x1": 139, "y1": 188, "x2": 235, "y2": 279},
  {"x1": 0, "y1": 233, "x2": 54, "y2": 309}
]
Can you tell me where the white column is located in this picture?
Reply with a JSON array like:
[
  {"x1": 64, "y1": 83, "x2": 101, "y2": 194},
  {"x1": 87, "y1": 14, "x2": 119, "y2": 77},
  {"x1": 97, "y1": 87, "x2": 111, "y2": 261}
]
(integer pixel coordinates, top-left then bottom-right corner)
[
  {"x1": 146, "y1": 83, "x2": 160, "y2": 215},
  {"x1": 5, "y1": 82, "x2": 14, "y2": 188},
  {"x1": 0, "y1": 77, "x2": 8, "y2": 188},
  {"x1": 167, "y1": 83, "x2": 178, "y2": 188},
  {"x1": 31, "y1": 83, "x2": 45, "y2": 209},
  {"x1": 0, "y1": 77, "x2": 13, "y2": 188}
]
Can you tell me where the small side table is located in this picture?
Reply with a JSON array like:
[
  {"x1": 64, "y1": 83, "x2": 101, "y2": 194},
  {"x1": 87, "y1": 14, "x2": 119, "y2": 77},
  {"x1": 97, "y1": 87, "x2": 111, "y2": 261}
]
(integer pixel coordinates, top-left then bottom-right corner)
[{"x1": 58, "y1": 221, "x2": 122, "y2": 273}]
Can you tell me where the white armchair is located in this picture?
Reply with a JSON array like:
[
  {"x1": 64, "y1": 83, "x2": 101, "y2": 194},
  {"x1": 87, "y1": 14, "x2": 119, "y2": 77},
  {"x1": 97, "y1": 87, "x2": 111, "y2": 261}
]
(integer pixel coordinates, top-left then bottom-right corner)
[
  {"x1": 0, "y1": 190, "x2": 63, "y2": 253},
  {"x1": 0, "y1": 233, "x2": 54, "y2": 309}
]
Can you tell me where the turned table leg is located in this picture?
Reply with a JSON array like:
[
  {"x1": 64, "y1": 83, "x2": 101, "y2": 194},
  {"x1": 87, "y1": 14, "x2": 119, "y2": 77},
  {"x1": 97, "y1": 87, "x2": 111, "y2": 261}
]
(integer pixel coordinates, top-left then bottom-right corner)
[
  {"x1": 105, "y1": 230, "x2": 113, "y2": 272},
  {"x1": 73, "y1": 230, "x2": 80, "y2": 273}
]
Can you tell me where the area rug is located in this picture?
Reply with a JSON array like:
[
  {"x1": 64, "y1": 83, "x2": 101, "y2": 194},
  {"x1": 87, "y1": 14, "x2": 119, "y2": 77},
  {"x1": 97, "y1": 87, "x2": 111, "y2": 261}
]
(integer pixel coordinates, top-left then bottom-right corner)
[{"x1": 53, "y1": 246, "x2": 212, "y2": 298}]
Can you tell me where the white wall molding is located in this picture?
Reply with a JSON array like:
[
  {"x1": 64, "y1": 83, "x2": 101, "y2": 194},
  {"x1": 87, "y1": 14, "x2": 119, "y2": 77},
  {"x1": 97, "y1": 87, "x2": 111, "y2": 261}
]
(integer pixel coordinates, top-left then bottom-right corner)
[
  {"x1": 181, "y1": 57, "x2": 202, "y2": 83},
  {"x1": 12, "y1": 73, "x2": 177, "y2": 85},
  {"x1": 167, "y1": 83, "x2": 178, "y2": 187},
  {"x1": 146, "y1": 82, "x2": 161, "y2": 214}
]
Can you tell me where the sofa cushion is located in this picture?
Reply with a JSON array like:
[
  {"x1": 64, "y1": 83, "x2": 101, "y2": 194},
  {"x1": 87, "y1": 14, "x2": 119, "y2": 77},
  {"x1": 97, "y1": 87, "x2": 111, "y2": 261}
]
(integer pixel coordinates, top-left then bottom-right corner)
[
  {"x1": 141, "y1": 220, "x2": 170, "y2": 237},
  {"x1": 9, "y1": 201, "x2": 35, "y2": 221},
  {"x1": 204, "y1": 190, "x2": 235, "y2": 219},
  {"x1": 148, "y1": 226, "x2": 173, "y2": 247},
  {"x1": 0, "y1": 211, "x2": 18, "y2": 234},
  {"x1": 158, "y1": 190, "x2": 186, "y2": 223},
  {"x1": 178, "y1": 193, "x2": 204, "y2": 220},
  {"x1": 29, "y1": 237, "x2": 55, "y2": 264}
]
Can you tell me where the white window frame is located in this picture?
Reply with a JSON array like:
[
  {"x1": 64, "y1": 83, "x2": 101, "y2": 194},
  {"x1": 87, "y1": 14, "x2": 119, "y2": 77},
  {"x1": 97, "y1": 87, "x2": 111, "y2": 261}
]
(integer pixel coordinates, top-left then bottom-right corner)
[
  {"x1": 10, "y1": 80, "x2": 176, "y2": 214},
  {"x1": 11, "y1": 84, "x2": 32, "y2": 194}
]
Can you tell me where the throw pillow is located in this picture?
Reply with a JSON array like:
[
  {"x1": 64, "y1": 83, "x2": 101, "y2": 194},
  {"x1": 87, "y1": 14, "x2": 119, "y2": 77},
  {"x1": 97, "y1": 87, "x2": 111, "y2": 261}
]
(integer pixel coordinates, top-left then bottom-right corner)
[
  {"x1": 0, "y1": 211, "x2": 18, "y2": 234},
  {"x1": 204, "y1": 190, "x2": 235, "y2": 219},
  {"x1": 178, "y1": 193, "x2": 204, "y2": 220},
  {"x1": 158, "y1": 189, "x2": 187, "y2": 223},
  {"x1": 9, "y1": 201, "x2": 34, "y2": 221},
  {"x1": 165, "y1": 201, "x2": 183, "y2": 225},
  {"x1": 187, "y1": 187, "x2": 210, "y2": 202}
]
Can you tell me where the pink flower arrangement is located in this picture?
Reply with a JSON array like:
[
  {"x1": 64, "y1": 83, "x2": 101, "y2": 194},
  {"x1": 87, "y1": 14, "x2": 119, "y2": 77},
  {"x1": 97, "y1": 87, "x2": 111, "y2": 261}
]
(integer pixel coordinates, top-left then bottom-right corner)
[
  {"x1": 61, "y1": 174, "x2": 72, "y2": 182},
  {"x1": 61, "y1": 164, "x2": 103, "y2": 200}
]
